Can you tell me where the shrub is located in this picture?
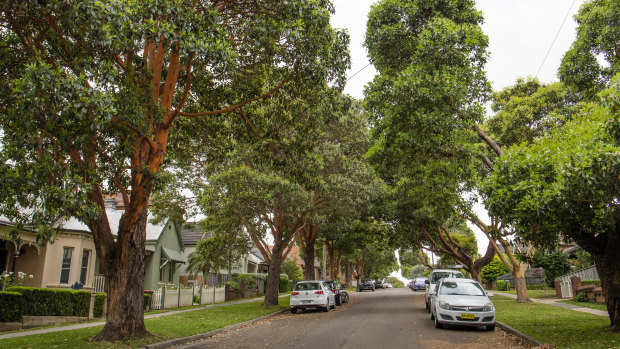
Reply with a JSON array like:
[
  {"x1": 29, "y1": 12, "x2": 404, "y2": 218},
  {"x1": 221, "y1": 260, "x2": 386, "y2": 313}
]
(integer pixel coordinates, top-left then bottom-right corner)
[
  {"x1": 193, "y1": 294, "x2": 199, "y2": 304},
  {"x1": 582, "y1": 280, "x2": 601, "y2": 287},
  {"x1": 143, "y1": 293, "x2": 151, "y2": 310},
  {"x1": 279, "y1": 275, "x2": 289, "y2": 293},
  {"x1": 93, "y1": 293, "x2": 106, "y2": 317},
  {"x1": 0, "y1": 291, "x2": 23, "y2": 322},
  {"x1": 481, "y1": 256, "x2": 509, "y2": 283},
  {"x1": 226, "y1": 281, "x2": 240, "y2": 291},
  {"x1": 575, "y1": 292, "x2": 588, "y2": 302},
  {"x1": 7, "y1": 287, "x2": 90, "y2": 317},
  {"x1": 236, "y1": 274, "x2": 258, "y2": 290},
  {"x1": 496, "y1": 280, "x2": 510, "y2": 291}
]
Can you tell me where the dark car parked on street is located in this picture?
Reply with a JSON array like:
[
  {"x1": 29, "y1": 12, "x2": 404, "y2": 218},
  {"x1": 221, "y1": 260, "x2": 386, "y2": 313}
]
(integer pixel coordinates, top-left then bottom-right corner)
[
  {"x1": 357, "y1": 279, "x2": 375, "y2": 292},
  {"x1": 327, "y1": 281, "x2": 350, "y2": 305},
  {"x1": 411, "y1": 277, "x2": 428, "y2": 291}
]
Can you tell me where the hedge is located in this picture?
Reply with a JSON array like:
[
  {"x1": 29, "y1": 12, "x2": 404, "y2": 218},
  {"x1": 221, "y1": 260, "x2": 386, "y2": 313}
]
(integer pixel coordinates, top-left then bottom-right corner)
[
  {"x1": 7, "y1": 287, "x2": 90, "y2": 317},
  {"x1": 279, "y1": 275, "x2": 289, "y2": 293},
  {"x1": 496, "y1": 280, "x2": 510, "y2": 291},
  {"x1": 582, "y1": 280, "x2": 601, "y2": 287},
  {"x1": 0, "y1": 291, "x2": 23, "y2": 322}
]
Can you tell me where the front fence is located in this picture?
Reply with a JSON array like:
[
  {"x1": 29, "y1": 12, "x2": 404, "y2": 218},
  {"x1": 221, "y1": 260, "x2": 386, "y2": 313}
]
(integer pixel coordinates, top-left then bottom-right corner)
[
  {"x1": 150, "y1": 285, "x2": 225, "y2": 310},
  {"x1": 555, "y1": 265, "x2": 599, "y2": 298}
]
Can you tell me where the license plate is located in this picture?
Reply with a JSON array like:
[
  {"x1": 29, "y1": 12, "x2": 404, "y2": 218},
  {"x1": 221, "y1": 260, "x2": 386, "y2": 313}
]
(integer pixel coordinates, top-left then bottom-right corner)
[
  {"x1": 461, "y1": 313, "x2": 475, "y2": 320},
  {"x1": 302, "y1": 300, "x2": 312, "y2": 304}
]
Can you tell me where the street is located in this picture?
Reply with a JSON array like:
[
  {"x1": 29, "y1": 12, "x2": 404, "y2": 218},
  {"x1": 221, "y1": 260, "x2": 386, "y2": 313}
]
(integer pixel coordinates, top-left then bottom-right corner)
[{"x1": 176, "y1": 288, "x2": 530, "y2": 349}]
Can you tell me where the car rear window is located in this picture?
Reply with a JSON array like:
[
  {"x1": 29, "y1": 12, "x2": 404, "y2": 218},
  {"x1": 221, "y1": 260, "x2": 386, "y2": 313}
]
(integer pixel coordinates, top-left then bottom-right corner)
[{"x1": 295, "y1": 283, "x2": 321, "y2": 291}]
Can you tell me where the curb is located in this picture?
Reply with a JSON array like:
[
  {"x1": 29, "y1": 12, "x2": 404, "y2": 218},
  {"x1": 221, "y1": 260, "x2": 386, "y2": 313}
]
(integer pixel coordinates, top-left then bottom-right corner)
[
  {"x1": 142, "y1": 308, "x2": 289, "y2": 349},
  {"x1": 496, "y1": 321, "x2": 545, "y2": 347}
]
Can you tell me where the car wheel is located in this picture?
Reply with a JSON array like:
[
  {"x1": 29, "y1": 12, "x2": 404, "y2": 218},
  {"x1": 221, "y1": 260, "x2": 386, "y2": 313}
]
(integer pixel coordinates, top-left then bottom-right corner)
[
  {"x1": 434, "y1": 313, "x2": 443, "y2": 329},
  {"x1": 336, "y1": 295, "x2": 341, "y2": 306},
  {"x1": 425, "y1": 301, "x2": 430, "y2": 312},
  {"x1": 323, "y1": 301, "x2": 330, "y2": 312},
  {"x1": 486, "y1": 324, "x2": 495, "y2": 331},
  {"x1": 430, "y1": 310, "x2": 435, "y2": 321},
  {"x1": 291, "y1": 307, "x2": 297, "y2": 314}
]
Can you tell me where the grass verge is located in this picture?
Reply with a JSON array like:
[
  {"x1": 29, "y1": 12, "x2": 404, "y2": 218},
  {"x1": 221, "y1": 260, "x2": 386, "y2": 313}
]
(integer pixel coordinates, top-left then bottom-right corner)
[
  {"x1": 0, "y1": 297, "x2": 290, "y2": 349},
  {"x1": 498, "y1": 289, "x2": 557, "y2": 299},
  {"x1": 494, "y1": 295, "x2": 619, "y2": 348}
]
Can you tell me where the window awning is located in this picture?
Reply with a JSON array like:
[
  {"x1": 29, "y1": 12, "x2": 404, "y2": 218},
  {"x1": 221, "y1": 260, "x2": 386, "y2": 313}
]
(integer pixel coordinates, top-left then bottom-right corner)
[{"x1": 161, "y1": 247, "x2": 186, "y2": 263}]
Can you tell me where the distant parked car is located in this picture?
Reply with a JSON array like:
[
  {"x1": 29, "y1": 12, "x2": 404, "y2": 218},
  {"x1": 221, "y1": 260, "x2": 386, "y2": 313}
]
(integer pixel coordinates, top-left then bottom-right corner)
[
  {"x1": 375, "y1": 279, "x2": 386, "y2": 289},
  {"x1": 327, "y1": 281, "x2": 349, "y2": 305},
  {"x1": 411, "y1": 277, "x2": 428, "y2": 291},
  {"x1": 425, "y1": 269, "x2": 464, "y2": 312},
  {"x1": 429, "y1": 278, "x2": 495, "y2": 331},
  {"x1": 290, "y1": 280, "x2": 336, "y2": 314},
  {"x1": 357, "y1": 279, "x2": 375, "y2": 292}
]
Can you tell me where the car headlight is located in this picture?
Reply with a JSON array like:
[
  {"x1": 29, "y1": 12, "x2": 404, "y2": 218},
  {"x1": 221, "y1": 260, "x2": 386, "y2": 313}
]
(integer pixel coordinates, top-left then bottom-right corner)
[
  {"x1": 439, "y1": 301, "x2": 451, "y2": 310},
  {"x1": 482, "y1": 303, "x2": 494, "y2": 311}
]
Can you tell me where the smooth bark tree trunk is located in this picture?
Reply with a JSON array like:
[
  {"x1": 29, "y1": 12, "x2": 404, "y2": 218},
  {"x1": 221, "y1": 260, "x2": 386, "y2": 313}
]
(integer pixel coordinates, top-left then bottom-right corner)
[
  {"x1": 95, "y1": 206, "x2": 149, "y2": 341},
  {"x1": 344, "y1": 261, "x2": 353, "y2": 287},
  {"x1": 513, "y1": 265, "x2": 531, "y2": 303},
  {"x1": 326, "y1": 240, "x2": 335, "y2": 280},
  {"x1": 264, "y1": 239, "x2": 285, "y2": 306}
]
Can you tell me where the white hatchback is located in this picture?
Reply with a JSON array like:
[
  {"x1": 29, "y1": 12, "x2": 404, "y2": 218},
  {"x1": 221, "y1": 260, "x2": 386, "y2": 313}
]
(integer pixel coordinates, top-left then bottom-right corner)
[
  {"x1": 429, "y1": 278, "x2": 496, "y2": 331},
  {"x1": 290, "y1": 280, "x2": 335, "y2": 314}
]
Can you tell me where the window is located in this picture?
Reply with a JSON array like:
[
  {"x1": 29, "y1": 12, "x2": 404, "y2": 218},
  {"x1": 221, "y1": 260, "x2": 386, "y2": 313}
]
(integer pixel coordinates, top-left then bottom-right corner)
[
  {"x1": 59, "y1": 247, "x2": 73, "y2": 284},
  {"x1": 80, "y1": 250, "x2": 90, "y2": 283}
]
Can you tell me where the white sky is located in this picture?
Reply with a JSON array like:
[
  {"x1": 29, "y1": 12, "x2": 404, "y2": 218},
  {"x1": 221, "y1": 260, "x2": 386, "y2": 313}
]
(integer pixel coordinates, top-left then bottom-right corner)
[{"x1": 330, "y1": 0, "x2": 585, "y2": 257}]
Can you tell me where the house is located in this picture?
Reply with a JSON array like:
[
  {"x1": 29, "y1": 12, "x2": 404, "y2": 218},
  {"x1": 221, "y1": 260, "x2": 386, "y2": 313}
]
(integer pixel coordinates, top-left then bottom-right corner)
[
  {"x1": 0, "y1": 197, "x2": 186, "y2": 292},
  {"x1": 178, "y1": 226, "x2": 268, "y2": 286},
  {"x1": 0, "y1": 216, "x2": 97, "y2": 291}
]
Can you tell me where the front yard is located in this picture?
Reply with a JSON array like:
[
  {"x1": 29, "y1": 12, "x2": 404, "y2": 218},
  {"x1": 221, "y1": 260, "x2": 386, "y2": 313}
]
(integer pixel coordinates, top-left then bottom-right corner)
[
  {"x1": 494, "y1": 295, "x2": 619, "y2": 348},
  {"x1": 0, "y1": 297, "x2": 290, "y2": 349}
]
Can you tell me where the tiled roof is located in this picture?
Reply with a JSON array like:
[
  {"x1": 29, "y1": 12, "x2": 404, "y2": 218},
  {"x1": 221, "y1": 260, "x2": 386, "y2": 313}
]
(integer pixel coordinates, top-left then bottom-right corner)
[{"x1": 181, "y1": 229, "x2": 210, "y2": 246}]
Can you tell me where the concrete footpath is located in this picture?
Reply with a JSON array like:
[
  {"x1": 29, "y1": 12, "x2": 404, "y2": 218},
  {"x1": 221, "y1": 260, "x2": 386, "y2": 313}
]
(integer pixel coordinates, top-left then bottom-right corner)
[
  {"x1": 0, "y1": 295, "x2": 289, "y2": 340},
  {"x1": 494, "y1": 292, "x2": 608, "y2": 316}
]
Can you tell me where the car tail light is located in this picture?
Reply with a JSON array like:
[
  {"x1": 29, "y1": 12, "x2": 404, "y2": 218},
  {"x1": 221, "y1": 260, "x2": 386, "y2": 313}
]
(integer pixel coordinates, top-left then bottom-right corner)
[
  {"x1": 292, "y1": 291, "x2": 299, "y2": 295},
  {"x1": 315, "y1": 291, "x2": 324, "y2": 295}
]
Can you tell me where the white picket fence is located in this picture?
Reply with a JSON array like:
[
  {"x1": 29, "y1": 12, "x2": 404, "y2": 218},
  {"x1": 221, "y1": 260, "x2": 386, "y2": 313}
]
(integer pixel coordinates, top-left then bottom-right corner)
[
  {"x1": 555, "y1": 265, "x2": 599, "y2": 298},
  {"x1": 150, "y1": 285, "x2": 225, "y2": 310}
]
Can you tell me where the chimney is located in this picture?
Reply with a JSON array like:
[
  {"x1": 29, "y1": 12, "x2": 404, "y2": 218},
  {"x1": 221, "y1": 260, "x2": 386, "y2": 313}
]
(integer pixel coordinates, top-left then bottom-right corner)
[{"x1": 104, "y1": 198, "x2": 117, "y2": 210}]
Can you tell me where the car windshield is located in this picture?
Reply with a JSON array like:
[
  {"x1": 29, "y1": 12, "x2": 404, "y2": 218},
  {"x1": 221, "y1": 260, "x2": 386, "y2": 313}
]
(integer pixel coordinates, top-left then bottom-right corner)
[
  {"x1": 438, "y1": 281, "x2": 486, "y2": 296},
  {"x1": 294, "y1": 283, "x2": 321, "y2": 291},
  {"x1": 431, "y1": 271, "x2": 463, "y2": 284}
]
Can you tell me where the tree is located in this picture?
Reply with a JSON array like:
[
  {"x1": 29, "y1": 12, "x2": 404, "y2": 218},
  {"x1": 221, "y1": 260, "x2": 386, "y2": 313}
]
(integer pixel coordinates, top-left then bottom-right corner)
[
  {"x1": 0, "y1": 0, "x2": 346, "y2": 340},
  {"x1": 281, "y1": 258, "x2": 303, "y2": 283},
  {"x1": 399, "y1": 249, "x2": 420, "y2": 279},
  {"x1": 482, "y1": 77, "x2": 620, "y2": 330},
  {"x1": 533, "y1": 251, "x2": 571, "y2": 288},
  {"x1": 480, "y1": 255, "x2": 509, "y2": 284},
  {"x1": 185, "y1": 237, "x2": 226, "y2": 284},
  {"x1": 558, "y1": 0, "x2": 620, "y2": 101}
]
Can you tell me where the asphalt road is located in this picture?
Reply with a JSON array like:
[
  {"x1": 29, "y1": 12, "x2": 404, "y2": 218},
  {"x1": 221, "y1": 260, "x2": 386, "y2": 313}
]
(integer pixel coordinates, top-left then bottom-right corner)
[{"x1": 176, "y1": 287, "x2": 529, "y2": 349}]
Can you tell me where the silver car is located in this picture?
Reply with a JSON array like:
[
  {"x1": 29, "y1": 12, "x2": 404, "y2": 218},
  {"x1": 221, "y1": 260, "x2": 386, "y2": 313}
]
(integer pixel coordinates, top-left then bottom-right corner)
[
  {"x1": 429, "y1": 278, "x2": 496, "y2": 331},
  {"x1": 425, "y1": 269, "x2": 464, "y2": 312},
  {"x1": 290, "y1": 280, "x2": 336, "y2": 314}
]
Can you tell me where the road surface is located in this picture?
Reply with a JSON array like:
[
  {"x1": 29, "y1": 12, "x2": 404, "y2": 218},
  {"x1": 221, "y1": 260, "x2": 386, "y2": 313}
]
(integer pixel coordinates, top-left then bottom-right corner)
[{"x1": 176, "y1": 287, "x2": 529, "y2": 349}]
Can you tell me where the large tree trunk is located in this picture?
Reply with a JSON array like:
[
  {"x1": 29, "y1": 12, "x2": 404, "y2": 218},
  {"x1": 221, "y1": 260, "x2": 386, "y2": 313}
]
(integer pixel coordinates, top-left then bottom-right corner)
[
  {"x1": 302, "y1": 237, "x2": 316, "y2": 280},
  {"x1": 94, "y1": 204, "x2": 149, "y2": 341},
  {"x1": 591, "y1": 234, "x2": 620, "y2": 332},
  {"x1": 325, "y1": 239, "x2": 335, "y2": 280},
  {"x1": 344, "y1": 261, "x2": 353, "y2": 287},
  {"x1": 513, "y1": 264, "x2": 531, "y2": 303},
  {"x1": 264, "y1": 239, "x2": 285, "y2": 306}
]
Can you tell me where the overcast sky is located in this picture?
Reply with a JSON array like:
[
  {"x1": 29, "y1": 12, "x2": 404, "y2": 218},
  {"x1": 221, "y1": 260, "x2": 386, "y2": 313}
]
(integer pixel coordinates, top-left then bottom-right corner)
[{"x1": 330, "y1": 0, "x2": 586, "y2": 259}]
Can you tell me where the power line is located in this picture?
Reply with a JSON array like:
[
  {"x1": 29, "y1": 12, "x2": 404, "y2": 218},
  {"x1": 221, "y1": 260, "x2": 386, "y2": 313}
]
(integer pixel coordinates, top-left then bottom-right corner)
[
  {"x1": 535, "y1": 0, "x2": 577, "y2": 79},
  {"x1": 347, "y1": 63, "x2": 372, "y2": 81}
]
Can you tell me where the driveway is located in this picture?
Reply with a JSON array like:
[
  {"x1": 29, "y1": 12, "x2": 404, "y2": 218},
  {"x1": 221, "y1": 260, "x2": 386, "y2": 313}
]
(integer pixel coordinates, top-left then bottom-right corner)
[{"x1": 175, "y1": 288, "x2": 530, "y2": 349}]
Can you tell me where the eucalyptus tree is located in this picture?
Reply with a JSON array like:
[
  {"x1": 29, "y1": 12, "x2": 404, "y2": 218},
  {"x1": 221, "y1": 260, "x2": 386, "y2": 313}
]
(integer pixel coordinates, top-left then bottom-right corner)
[
  {"x1": 483, "y1": 78, "x2": 620, "y2": 330},
  {"x1": 0, "y1": 0, "x2": 347, "y2": 340}
]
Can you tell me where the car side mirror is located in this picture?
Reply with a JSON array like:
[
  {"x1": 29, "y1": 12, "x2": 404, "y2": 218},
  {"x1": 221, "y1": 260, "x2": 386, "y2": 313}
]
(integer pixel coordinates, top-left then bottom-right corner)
[
  {"x1": 425, "y1": 280, "x2": 429, "y2": 285},
  {"x1": 487, "y1": 292, "x2": 494, "y2": 297},
  {"x1": 428, "y1": 291, "x2": 436, "y2": 296}
]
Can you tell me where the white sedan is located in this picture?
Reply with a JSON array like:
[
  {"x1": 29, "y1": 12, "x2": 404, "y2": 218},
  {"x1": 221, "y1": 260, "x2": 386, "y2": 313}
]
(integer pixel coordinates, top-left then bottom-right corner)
[
  {"x1": 290, "y1": 280, "x2": 336, "y2": 314},
  {"x1": 429, "y1": 278, "x2": 496, "y2": 331}
]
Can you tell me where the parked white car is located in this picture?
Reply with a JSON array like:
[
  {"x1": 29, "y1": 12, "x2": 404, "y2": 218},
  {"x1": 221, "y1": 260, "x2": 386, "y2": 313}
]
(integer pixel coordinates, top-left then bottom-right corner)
[
  {"x1": 429, "y1": 278, "x2": 496, "y2": 331},
  {"x1": 290, "y1": 280, "x2": 336, "y2": 314},
  {"x1": 425, "y1": 269, "x2": 464, "y2": 312}
]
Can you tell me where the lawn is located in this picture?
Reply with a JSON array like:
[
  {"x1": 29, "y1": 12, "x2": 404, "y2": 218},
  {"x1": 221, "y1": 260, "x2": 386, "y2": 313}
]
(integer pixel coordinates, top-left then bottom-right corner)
[
  {"x1": 0, "y1": 297, "x2": 290, "y2": 349},
  {"x1": 497, "y1": 289, "x2": 557, "y2": 299},
  {"x1": 494, "y1": 295, "x2": 619, "y2": 348}
]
